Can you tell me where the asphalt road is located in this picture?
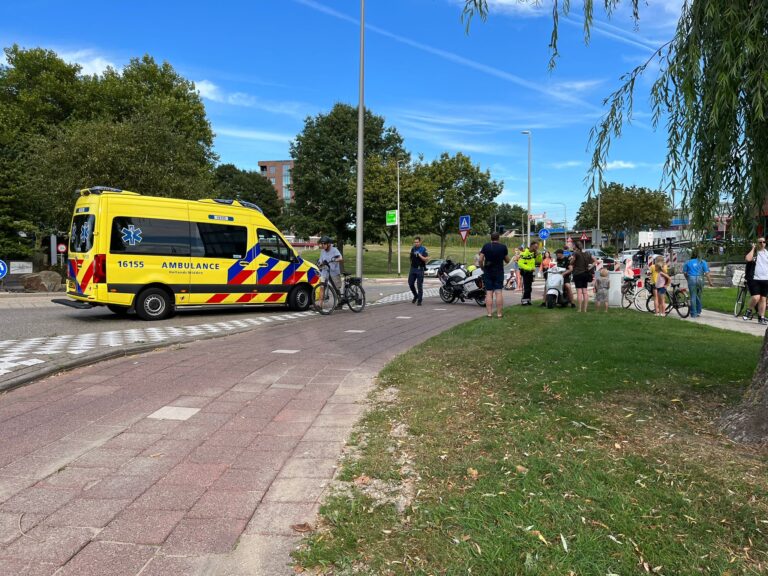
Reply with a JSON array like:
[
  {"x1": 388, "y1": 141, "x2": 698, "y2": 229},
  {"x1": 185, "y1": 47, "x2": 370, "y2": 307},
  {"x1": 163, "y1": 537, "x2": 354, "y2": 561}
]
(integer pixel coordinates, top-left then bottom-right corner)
[{"x1": 0, "y1": 279, "x2": 438, "y2": 341}]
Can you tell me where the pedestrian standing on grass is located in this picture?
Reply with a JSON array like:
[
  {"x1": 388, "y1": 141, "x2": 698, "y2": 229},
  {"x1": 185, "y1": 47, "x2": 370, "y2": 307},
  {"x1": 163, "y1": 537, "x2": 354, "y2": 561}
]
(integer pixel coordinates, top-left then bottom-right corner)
[
  {"x1": 745, "y1": 238, "x2": 768, "y2": 325},
  {"x1": 567, "y1": 241, "x2": 595, "y2": 312},
  {"x1": 408, "y1": 236, "x2": 429, "y2": 306},
  {"x1": 479, "y1": 232, "x2": 511, "y2": 318},
  {"x1": 743, "y1": 251, "x2": 760, "y2": 321},
  {"x1": 682, "y1": 247, "x2": 713, "y2": 319},
  {"x1": 594, "y1": 267, "x2": 610, "y2": 312},
  {"x1": 653, "y1": 255, "x2": 671, "y2": 316}
]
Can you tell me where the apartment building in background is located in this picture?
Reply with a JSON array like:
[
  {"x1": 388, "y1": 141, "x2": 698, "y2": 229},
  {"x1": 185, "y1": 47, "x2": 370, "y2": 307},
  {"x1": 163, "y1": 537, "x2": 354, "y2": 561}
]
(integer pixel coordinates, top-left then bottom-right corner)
[{"x1": 258, "y1": 160, "x2": 294, "y2": 203}]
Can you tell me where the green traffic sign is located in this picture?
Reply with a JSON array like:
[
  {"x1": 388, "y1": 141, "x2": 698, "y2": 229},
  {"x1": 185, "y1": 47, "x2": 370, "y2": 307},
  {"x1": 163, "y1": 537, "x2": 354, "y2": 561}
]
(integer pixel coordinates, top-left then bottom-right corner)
[{"x1": 386, "y1": 209, "x2": 398, "y2": 226}]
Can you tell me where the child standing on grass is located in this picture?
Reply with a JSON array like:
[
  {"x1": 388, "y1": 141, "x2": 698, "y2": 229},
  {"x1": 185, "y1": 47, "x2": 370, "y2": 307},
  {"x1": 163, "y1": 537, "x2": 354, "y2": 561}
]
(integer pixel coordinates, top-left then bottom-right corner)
[
  {"x1": 653, "y1": 256, "x2": 671, "y2": 316},
  {"x1": 594, "y1": 267, "x2": 610, "y2": 311}
]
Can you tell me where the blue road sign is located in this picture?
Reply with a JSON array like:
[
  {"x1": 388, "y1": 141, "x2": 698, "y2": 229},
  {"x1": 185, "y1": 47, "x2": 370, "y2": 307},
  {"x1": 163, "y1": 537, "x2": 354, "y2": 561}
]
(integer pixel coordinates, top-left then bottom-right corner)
[
  {"x1": 538, "y1": 229, "x2": 550, "y2": 241},
  {"x1": 0, "y1": 259, "x2": 7, "y2": 280},
  {"x1": 459, "y1": 215, "x2": 471, "y2": 231}
]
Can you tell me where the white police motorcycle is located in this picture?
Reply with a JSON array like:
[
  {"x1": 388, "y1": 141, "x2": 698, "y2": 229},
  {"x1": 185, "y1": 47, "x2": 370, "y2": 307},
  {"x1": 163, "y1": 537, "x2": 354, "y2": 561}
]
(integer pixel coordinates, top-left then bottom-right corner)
[{"x1": 437, "y1": 260, "x2": 486, "y2": 306}]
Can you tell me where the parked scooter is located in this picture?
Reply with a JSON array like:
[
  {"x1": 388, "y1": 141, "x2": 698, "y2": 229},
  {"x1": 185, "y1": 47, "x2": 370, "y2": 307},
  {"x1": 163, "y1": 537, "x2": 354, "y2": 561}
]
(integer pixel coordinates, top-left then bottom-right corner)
[
  {"x1": 543, "y1": 265, "x2": 572, "y2": 308},
  {"x1": 437, "y1": 260, "x2": 486, "y2": 306}
]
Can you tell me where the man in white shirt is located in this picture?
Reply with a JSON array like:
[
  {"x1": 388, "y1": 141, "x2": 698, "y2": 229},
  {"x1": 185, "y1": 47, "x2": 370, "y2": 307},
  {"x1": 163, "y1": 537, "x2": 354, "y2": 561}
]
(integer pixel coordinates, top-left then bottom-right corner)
[{"x1": 746, "y1": 237, "x2": 768, "y2": 325}]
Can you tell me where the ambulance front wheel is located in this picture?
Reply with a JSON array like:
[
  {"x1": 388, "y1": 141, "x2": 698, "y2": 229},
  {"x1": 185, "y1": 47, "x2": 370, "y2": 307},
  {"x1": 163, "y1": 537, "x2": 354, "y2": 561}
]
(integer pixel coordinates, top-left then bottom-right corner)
[
  {"x1": 288, "y1": 285, "x2": 311, "y2": 311},
  {"x1": 135, "y1": 287, "x2": 174, "y2": 321}
]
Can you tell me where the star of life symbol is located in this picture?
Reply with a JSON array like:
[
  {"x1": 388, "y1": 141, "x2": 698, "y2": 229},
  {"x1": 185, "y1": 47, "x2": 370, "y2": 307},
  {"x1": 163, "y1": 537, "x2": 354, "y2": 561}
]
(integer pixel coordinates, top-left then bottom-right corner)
[
  {"x1": 121, "y1": 225, "x2": 143, "y2": 246},
  {"x1": 80, "y1": 222, "x2": 90, "y2": 244}
]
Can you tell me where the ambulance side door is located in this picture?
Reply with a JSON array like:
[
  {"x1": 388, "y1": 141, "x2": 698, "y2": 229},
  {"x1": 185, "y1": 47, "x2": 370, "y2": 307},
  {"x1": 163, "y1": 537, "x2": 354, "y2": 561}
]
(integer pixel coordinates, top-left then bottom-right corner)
[
  {"x1": 254, "y1": 228, "x2": 296, "y2": 304},
  {"x1": 187, "y1": 210, "x2": 253, "y2": 305}
]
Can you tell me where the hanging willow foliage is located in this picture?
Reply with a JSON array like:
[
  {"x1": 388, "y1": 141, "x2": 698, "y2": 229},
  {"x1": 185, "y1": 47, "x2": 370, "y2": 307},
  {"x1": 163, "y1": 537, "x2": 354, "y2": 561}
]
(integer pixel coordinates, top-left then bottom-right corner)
[{"x1": 462, "y1": 0, "x2": 768, "y2": 236}]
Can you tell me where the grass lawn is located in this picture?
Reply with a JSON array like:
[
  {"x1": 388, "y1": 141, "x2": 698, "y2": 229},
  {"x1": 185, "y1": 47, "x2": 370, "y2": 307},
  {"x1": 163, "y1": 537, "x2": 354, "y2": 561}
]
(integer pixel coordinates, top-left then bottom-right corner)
[
  {"x1": 294, "y1": 309, "x2": 767, "y2": 575},
  {"x1": 704, "y1": 286, "x2": 743, "y2": 316}
]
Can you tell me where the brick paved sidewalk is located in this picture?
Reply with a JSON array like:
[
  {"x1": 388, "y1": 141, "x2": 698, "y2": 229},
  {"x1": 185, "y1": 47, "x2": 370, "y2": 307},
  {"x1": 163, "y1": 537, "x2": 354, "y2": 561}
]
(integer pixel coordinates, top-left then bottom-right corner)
[{"x1": 0, "y1": 297, "x2": 487, "y2": 576}]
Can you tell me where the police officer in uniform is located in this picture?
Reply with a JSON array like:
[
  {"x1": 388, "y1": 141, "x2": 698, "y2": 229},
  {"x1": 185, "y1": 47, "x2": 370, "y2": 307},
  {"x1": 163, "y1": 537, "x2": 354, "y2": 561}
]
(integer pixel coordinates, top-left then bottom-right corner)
[
  {"x1": 515, "y1": 240, "x2": 542, "y2": 305},
  {"x1": 408, "y1": 236, "x2": 429, "y2": 306}
]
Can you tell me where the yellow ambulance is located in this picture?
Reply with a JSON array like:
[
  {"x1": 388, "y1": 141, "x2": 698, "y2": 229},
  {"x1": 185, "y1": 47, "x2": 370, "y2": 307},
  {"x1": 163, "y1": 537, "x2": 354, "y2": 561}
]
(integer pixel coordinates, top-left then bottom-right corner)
[{"x1": 56, "y1": 186, "x2": 320, "y2": 320}]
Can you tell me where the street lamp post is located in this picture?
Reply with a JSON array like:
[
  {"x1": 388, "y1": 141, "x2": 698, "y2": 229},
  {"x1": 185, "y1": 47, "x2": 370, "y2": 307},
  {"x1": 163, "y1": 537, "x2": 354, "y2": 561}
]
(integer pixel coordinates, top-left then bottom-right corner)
[
  {"x1": 354, "y1": 0, "x2": 365, "y2": 278},
  {"x1": 396, "y1": 160, "x2": 403, "y2": 277},
  {"x1": 521, "y1": 130, "x2": 532, "y2": 247}
]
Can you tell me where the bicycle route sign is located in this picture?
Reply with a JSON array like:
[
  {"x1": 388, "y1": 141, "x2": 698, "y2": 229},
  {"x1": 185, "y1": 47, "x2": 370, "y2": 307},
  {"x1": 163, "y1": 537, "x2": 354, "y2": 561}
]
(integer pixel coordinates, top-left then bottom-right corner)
[
  {"x1": 386, "y1": 209, "x2": 398, "y2": 226},
  {"x1": 538, "y1": 229, "x2": 550, "y2": 241},
  {"x1": 0, "y1": 259, "x2": 7, "y2": 280}
]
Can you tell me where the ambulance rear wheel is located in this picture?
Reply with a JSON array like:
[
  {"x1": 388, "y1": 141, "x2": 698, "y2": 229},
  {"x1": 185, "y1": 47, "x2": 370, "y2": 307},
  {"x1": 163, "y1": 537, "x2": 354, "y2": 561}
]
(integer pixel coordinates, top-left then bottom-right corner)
[
  {"x1": 135, "y1": 288, "x2": 173, "y2": 321},
  {"x1": 288, "y1": 285, "x2": 311, "y2": 311}
]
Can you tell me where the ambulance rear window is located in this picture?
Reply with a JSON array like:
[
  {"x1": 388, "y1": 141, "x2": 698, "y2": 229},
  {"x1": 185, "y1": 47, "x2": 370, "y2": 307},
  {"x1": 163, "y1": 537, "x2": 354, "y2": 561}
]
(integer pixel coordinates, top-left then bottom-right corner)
[{"x1": 70, "y1": 215, "x2": 95, "y2": 253}]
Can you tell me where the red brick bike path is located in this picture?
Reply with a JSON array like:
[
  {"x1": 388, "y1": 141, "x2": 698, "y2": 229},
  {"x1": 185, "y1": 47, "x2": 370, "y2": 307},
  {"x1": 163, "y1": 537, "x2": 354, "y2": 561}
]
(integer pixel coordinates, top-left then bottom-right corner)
[{"x1": 0, "y1": 297, "x2": 486, "y2": 576}]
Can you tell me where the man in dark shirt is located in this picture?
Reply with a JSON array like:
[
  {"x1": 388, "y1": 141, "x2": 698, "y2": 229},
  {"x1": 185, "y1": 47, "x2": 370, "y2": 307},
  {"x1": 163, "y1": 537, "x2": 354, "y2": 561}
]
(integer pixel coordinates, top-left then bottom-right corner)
[
  {"x1": 408, "y1": 236, "x2": 429, "y2": 305},
  {"x1": 479, "y1": 232, "x2": 511, "y2": 318}
]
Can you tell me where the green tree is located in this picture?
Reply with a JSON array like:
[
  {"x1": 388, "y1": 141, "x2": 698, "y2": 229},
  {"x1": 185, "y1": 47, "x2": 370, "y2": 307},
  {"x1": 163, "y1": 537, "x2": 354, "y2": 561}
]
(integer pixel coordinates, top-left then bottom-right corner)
[
  {"x1": 487, "y1": 202, "x2": 528, "y2": 236},
  {"x1": 575, "y1": 182, "x2": 670, "y2": 249},
  {"x1": 0, "y1": 45, "x2": 83, "y2": 258},
  {"x1": 213, "y1": 164, "x2": 282, "y2": 225},
  {"x1": 421, "y1": 152, "x2": 502, "y2": 258},
  {"x1": 289, "y1": 103, "x2": 405, "y2": 252},
  {"x1": 0, "y1": 46, "x2": 217, "y2": 243},
  {"x1": 362, "y1": 156, "x2": 433, "y2": 273},
  {"x1": 461, "y1": 0, "x2": 768, "y2": 441}
]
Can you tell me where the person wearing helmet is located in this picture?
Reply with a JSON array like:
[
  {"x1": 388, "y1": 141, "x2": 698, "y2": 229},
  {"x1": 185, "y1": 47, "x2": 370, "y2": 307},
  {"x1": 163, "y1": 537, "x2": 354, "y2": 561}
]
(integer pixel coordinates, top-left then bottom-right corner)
[{"x1": 318, "y1": 236, "x2": 343, "y2": 299}]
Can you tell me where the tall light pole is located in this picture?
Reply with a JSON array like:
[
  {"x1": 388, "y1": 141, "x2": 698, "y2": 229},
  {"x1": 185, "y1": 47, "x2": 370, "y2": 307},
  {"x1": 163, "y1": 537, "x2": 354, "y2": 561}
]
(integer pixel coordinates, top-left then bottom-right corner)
[
  {"x1": 396, "y1": 160, "x2": 403, "y2": 277},
  {"x1": 354, "y1": 0, "x2": 365, "y2": 278},
  {"x1": 521, "y1": 130, "x2": 532, "y2": 247}
]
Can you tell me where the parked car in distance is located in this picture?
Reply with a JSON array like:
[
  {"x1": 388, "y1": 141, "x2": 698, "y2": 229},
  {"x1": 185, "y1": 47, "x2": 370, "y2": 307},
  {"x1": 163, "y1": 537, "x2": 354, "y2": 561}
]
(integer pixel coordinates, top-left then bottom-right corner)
[
  {"x1": 424, "y1": 258, "x2": 446, "y2": 277},
  {"x1": 583, "y1": 248, "x2": 616, "y2": 271}
]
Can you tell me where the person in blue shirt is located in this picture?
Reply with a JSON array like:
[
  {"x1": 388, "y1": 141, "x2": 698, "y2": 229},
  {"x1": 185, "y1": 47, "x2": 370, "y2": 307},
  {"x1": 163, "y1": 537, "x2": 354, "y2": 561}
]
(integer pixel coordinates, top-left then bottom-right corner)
[
  {"x1": 682, "y1": 248, "x2": 713, "y2": 318},
  {"x1": 408, "y1": 236, "x2": 429, "y2": 306},
  {"x1": 479, "y1": 232, "x2": 511, "y2": 318}
]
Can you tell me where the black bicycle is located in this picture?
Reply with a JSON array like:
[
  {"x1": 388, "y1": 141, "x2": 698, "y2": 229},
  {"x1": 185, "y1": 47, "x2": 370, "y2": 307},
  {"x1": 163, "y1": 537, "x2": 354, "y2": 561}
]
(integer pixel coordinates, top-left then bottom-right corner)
[
  {"x1": 646, "y1": 282, "x2": 690, "y2": 318},
  {"x1": 621, "y1": 277, "x2": 637, "y2": 309},
  {"x1": 312, "y1": 263, "x2": 366, "y2": 315}
]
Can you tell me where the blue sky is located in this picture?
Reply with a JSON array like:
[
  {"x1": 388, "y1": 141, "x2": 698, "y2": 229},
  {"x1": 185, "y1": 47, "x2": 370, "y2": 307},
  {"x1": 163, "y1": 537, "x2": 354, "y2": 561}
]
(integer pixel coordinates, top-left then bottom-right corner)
[{"x1": 1, "y1": 0, "x2": 683, "y2": 230}]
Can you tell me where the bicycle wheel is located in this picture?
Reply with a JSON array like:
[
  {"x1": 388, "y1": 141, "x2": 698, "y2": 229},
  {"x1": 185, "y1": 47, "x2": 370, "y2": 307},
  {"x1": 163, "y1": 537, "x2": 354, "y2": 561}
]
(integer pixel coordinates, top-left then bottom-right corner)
[
  {"x1": 312, "y1": 282, "x2": 337, "y2": 315},
  {"x1": 674, "y1": 291, "x2": 690, "y2": 318},
  {"x1": 734, "y1": 285, "x2": 747, "y2": 317},
  {"x1": 633, "y1": 287, "x2": 649, "y2": 312},
  {"x1": 646, "y1": 293, "x2": 656, "y2": 313},
  {"x1": 346, "y1": 284, "x2": 366, "y2": 313},
  {"x1": 621, "y1": 285, "x2": 635, "y2": 309}
]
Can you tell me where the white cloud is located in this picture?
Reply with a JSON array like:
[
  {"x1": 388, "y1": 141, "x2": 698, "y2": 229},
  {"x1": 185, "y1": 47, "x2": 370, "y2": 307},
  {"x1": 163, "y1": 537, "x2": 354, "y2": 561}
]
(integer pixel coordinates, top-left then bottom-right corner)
[
  {"x1": 552, "y1": 79, "x2": 605, "y2": 93},
  {"x1": 551, "y1": 160, "x2": 583, "y2": 169},
  {"x1": 604, "y1": 160, "x2": 637, "y2": 170},
  {"x1": 195, "y1": 79, "x2": 307, "y2": 118},
  {"x1": 58, "y1": 49, "x2": 116, "y2": 76},
  {"x1": 215, "y1": 127, "x2": 295, "y2": 144}
]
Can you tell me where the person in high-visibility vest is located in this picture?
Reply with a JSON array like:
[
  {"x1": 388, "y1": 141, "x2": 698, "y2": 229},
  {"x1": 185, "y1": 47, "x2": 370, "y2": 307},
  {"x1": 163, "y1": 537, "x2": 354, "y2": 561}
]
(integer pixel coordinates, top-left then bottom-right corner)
[{"x1": 515, "y1": 240, "x2": 542, "y2": 305}]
